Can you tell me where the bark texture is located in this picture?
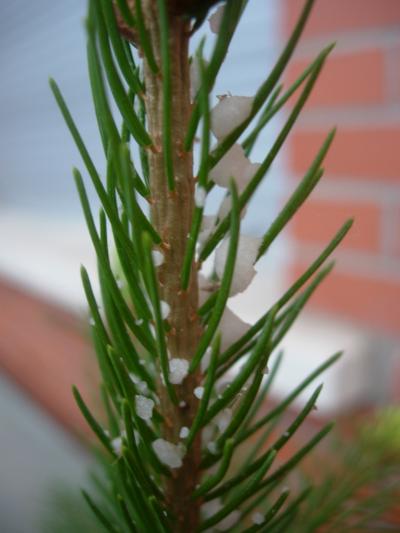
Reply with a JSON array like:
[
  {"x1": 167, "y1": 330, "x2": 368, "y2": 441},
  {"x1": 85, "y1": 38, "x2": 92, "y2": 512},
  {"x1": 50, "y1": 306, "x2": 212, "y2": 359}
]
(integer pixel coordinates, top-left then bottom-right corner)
[{"x1": 141, "y1": 2, "x2": 203, "y2": 530}]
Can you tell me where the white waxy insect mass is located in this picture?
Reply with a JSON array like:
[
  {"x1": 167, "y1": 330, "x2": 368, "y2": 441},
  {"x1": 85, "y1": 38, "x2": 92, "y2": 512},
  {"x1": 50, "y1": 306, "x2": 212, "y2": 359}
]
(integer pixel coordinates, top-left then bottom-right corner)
[
  {"x1": 211, "y1": 95, "x2": 254, "y2": 140},
  {"x1": 218, "y1": 510, "x2": 242, "y2": 530},
  {"x1": 135, "y1": 395, "x2": 155, "y2": 421},
  {"x1": 168, "y1": 358, "x2": 189, "y2": 385},
  {"x1": 251, "y1": 512, "x2": 265, "y2": 525},
  {"x1": 215, "y1": 234, "x2": 261, "y2": 295},
  {"x1": 209, "y1": 143, "x2": 249, "y2": 189},
  {"x1": 209, "y1": 143, "x2": 261, "y2": 196},
  {"x1": 219, "y1": 307, "x2": 251, "y2": 352},
  {"x1": 217, "y1": 192, "x2": 248, "y2": 222},
  {"x1": 111, "y1": 436, "x2": 123, "y2": 456},
  {"x1": 208, "y1": 3, "x2": 225, "y2": 34},
  {"x1": 242, "y1": 161, "x2": 261, "y2": 186},
  {"x1": 129, "y1": 373, "x2": 149, "y2": 395},
  {"x1": 207, "y1": 441, "x2": 218, "y2": 455},
  {"x1": 151, "y1": 249, "x2": 164, "y2": 267},
  {"x1": 201, "y1": 498, "x2": 222, "y2": 519},
  {"x1": 215, "y1": 408, "x2": 232, "y2": 433},
  {"x1": 160, "y1": 300, "x2": 171, "y2": 319},
  {"x1": 202, "y1": 424, "x2": 214, "y2": 447},
  {"x1": 198, "y1": 273, "x2": 212, "y2": 307},
  {"x1": 194, "y1": 386, "x2": 205, "y2": 399},
  {"x1": 201, "y1": 346, "x2": 213, "y2": 372},
  {"x1": 111, "y1": 430, "x2": 126, "y2": 456},
  {"x1": 194, "y1": 184, "x2": 207, "y2": 208},
  {"x1": 198, "y1": 215, "x2": 217, "y2": 245},
  {"x1": 179, "y1": 426, "x2": 190, "y2": 439},
  {"x1": 152, "y1": 438, "x2": 184, "y2": 469}
]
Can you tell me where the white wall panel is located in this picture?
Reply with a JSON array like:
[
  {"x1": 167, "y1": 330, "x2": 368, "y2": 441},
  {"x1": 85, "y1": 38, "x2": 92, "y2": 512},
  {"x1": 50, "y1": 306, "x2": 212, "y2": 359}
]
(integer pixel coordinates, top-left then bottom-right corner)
[{"x1": 0, "y1": 1, "x2": 282, "y2": 223}]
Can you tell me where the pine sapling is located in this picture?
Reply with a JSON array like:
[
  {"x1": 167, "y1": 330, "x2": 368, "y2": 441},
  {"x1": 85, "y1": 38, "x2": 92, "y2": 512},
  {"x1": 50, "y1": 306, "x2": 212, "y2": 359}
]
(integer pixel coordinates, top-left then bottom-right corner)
[{"x1": 51, "y1": 0, "x2": 353, "y2": 530}]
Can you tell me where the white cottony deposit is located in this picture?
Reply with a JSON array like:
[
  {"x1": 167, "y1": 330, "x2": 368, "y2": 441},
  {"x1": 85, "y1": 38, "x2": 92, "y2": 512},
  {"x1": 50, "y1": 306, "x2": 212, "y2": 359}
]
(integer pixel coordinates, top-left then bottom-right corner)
[
  {"x1": 194, "y1": 386, "x2": 204, "y2": 399},
  {"x1": 211, "y1": 95, "x2": 254, "y2": 139},
  {"x1": 217, "y1": 510, "x2": 242, "y2": 530},
  {"x1": 152, "y1": 438, "x2": 184, "y2": 469},
  {"x1": 198, "y1": 215, "x2": 216, "y2": 245},
  {"x1": 135, "y1": 395, "x2": 154, "y2": 421},
  {"x1": 201, "y1": 498, "x2": 222, "y2": 519},
  {"x1": 111, "y1": 430, "x2": 126, "y2": 456},
  {"x1": 152, "y1": 249, "x2": 164, "y2": 267},
  {"x1": 216, "y1": 380, "x2": 232, "y2": 396},
  {"x1": 160, "y1": 300, "x2": 171, "y2": 320},
  {"x1": 209, "y1": 143, "x2": 260, "y2": 193},
  {"x1": 209, "y1": 143, "x2": 249, "y2": 189},
  {"x1": 201, "y1": 346, "x2": 212, "y2": 372},
  {"x1": 252, "y1": 512, "x2": 265, "y2": 525},
  {"x1": 215, "y1": 234, "x2": 261, "y2": 295},
  {"x1": 111, "y1": 437, "x2": 123, "y2": 455},
  {"x1": 243, "y1": 161, "x2": 261, "y2": 185},
  {"x1": 194, "y1": 184, "x2": 207, "y2": 208},
  {"x1": 179, "y1": 426, "x2": 190, "y2": 439},
  {"x1": 198, "y1": 273, "x2": 211, "y2": 307},
  {"x1": 190, "y1": 56, "x2": 201, "y2": 100},
  {"x1": 169, "y1": 358, "x2": 189, "y2": 385},
  {"x1": 202, "y1": 424, "x2": 214, "y2": 447},
  {"x1": 202, "y1": 500, "x2": 241, "y2": 531},
  {"x1": 215, "y1": 408, "x2": 232, "y2": 433},
  {"x1": 208, "y1": 4, "x2": 225, "y2": 34},
  {"x1": 217, "y1": 193, "x2": 248, "y2": 222},
  {"x1": 129, "y1": 374, "x2": 149, "y2": 395},
  {"x1": 219, "y1": 307, "x2": 251, "y2": 352},
  {"x1": 207, "y1": 441, "x2": 218, "y2": 455}
]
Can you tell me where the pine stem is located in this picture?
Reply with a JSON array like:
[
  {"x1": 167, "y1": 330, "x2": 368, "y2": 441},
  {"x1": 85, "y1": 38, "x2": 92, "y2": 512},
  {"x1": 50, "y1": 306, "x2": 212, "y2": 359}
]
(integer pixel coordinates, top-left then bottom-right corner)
[{"x1": 142, "y1": 2, "x2": 202, "y2": 530}]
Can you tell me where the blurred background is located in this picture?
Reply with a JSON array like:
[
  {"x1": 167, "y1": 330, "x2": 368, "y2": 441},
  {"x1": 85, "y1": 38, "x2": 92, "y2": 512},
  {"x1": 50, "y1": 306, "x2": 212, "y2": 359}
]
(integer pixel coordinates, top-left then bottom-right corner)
[{"x1": 0, "y1": 0, "x2": 399, "y2": 531}]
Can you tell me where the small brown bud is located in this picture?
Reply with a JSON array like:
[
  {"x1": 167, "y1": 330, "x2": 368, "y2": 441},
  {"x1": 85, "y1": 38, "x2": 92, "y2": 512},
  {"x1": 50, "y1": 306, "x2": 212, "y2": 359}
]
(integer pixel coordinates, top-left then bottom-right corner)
[
  {"x1": 113, "y1": 1, "x2": 139, "y2": 44},
  {"x1": 113, "y1": 0, "x2": 227, "y2": 42}
]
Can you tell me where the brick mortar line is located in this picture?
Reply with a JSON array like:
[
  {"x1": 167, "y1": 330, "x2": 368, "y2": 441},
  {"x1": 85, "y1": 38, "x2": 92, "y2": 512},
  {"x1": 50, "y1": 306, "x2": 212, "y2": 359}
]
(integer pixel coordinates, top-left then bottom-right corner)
[
  {"x1": 381, "y1": 206, "x2": 399, "y2": 256},
  {"x1": 289, "y1": 27, "x2": 400, "y2": 59},
  {"x1": 291, "y1": 244, "x2": 400, "y2": 282},
  {"x1": 285, "y1": 176, "x2": 400, "y2": 203},
  {"x1": 288, "y1": 106, "x2": 400, "y2": 128}
]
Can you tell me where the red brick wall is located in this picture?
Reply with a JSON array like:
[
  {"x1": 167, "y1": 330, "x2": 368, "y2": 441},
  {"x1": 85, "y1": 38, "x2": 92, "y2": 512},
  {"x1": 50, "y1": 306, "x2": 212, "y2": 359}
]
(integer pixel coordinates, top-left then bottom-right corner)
[
  {"x1": 283, "y1": 0, "x2": 400, "y2": 335},
  {"x1": 0, "y1": 279, "x2": 99, "y2": 439}
]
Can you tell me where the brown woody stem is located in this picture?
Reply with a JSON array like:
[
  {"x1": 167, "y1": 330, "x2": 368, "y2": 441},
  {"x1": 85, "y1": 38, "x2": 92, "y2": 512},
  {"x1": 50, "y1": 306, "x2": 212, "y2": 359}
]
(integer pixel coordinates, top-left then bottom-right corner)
[{"x1": 141, "y1": 2, "x2": 203, "y2": 530}]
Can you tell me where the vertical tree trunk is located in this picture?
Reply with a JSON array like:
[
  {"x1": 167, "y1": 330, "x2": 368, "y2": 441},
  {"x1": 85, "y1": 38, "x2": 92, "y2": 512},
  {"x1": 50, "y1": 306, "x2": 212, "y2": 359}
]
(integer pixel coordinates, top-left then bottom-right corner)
[{"x1": 142, "y1": 2, "x2": 202, "y2": 530}]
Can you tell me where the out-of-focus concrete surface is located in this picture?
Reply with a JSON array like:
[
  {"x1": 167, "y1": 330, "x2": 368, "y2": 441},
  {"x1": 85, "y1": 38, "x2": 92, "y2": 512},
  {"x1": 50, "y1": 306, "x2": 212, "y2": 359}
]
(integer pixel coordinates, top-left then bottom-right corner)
[{"x1": 0, "y1": 375, "x2": 91, "y2": 533}]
